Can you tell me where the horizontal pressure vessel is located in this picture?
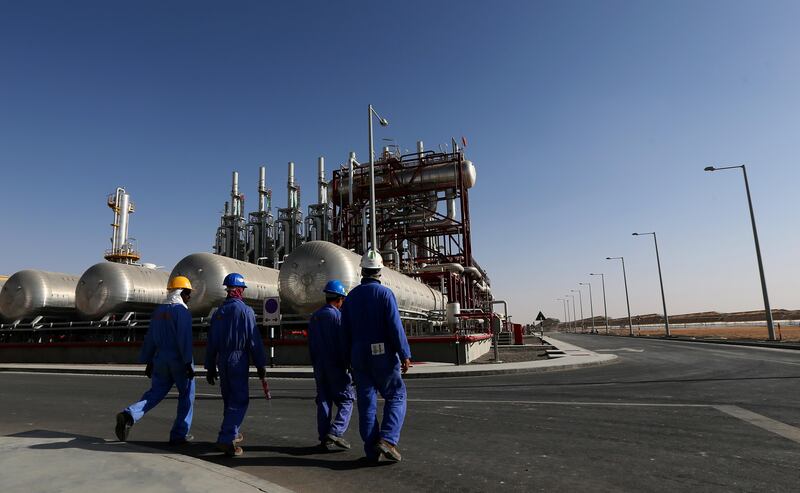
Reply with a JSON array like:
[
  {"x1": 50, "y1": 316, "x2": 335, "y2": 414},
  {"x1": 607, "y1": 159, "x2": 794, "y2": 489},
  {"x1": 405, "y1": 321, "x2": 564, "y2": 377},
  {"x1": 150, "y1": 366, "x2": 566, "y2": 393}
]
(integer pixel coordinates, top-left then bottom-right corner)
[
  {"x1": 170, "y1": 253, "x2": 279, "y2": 316},
  {"x1": 333, "y1": 160, "x2": 476, "y2": 204},
  {"x1": 279, "y1": 241, "x2": 446, "y2": 315},
  {"x1": 0, "y1": 270, "x2": 80, "y2": 321},
  {"x1": 75, "y1": 262, "x2": 170, "y2": 319}
]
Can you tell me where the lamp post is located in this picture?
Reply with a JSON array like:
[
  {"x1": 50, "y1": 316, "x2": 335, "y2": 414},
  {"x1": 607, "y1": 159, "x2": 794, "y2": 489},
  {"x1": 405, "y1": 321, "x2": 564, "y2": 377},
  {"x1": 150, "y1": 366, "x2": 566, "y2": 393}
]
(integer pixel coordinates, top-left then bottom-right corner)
[
  {"x1": 580, "y1": 282, "x2": 595, "y2": 333},
  {"x1": 556, "y1": 298, "x2": 568, "y2": 331},
  {"x1": 567, "y1": 294, "x2": 577, "y2": 332},
  {"x1": 606, "y1": 257, "x2": 634, "y2": 336},
  {"x1": 633, "y1": 231, "x2": 670, "y2": 337},
  {"x1": 590, "y1": 273, "x2": 609, "y2": 334},
  {"x1": 367, "y1": 104, "x2": 389, "y2": 253},
  {"x1": 570, "y1": 289, "x2": 584, "y2": 332},
  {"x1": 705, "y1": 165, "x2": 776, "y2": 341}
]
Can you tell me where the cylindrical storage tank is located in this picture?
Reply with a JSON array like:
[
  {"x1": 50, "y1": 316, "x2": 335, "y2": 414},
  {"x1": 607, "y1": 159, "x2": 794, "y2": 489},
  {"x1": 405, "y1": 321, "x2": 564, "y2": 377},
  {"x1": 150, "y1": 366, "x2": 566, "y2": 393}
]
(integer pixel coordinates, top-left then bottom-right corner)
[
  {"x1": 333, "y1": 160, "x2": 476, "y2": 204},
  {"x1": 76, "y1": 263, "x2": 170, "y2": 319},
  {"x1": 170, "y1": 253, "x2": 279, "y2": 316},
  {"x1": 0, "y1": 270, "x2": 80, "y2": 321},
  {"x1": 279, "y1": 241, "x2": 446, "y2": 315}
]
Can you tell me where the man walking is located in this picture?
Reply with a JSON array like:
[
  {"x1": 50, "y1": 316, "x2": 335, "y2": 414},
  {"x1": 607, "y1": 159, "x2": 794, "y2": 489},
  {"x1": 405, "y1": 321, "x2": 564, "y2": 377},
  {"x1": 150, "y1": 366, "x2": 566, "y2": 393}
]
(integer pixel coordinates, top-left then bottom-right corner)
[
  {"x1": 308, "y1": 280, "x2": 354, "y2": 450},
  {"x1": 341, "y1": 250, "x2": 411, "y2": 463},
  {"x1": 115, "y1": 276, "x2": 196, "y2": 445},
  {"x1": 205, "y1": 272, "x2": 267, "y2": 457}
]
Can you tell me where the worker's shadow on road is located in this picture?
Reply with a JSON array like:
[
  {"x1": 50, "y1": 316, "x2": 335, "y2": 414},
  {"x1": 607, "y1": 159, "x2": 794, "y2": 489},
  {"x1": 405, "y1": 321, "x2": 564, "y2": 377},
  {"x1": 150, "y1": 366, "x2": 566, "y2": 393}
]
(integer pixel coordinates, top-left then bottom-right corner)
[{"x1": 6, "y1": 429, "x2": 160, "y2": 454}]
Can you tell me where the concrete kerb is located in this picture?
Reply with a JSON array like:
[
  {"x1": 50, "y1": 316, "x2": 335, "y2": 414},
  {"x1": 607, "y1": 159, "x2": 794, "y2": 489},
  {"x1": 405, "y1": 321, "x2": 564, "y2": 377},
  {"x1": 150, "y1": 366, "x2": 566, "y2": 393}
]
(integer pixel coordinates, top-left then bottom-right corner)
[{"x1": 0, "y1": 336, "x2": 617, "y2": 378}]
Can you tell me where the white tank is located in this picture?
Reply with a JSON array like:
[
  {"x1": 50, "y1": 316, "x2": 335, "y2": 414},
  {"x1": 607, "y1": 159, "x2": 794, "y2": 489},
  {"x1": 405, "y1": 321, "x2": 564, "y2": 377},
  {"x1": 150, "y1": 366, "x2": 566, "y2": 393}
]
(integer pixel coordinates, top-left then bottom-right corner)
[
  {"x1": 0, "y1": 270, "x2": 80, "y2": 321},
  {"x1": 75, "y1": 262, "x2": 170, "y2": 319},
  {"x1": 170, "y1": 253, "x2": 279, "y2": 316},
  {"x1": 279, "y1": 241, "x2": 446, "y2": 315}
]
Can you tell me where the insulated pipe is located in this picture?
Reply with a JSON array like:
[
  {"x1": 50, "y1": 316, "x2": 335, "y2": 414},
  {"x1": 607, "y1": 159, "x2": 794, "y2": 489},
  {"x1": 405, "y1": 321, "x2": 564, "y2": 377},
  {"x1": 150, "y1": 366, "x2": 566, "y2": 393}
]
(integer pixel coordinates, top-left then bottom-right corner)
[
  {"x1": 463, "y1": 266, "x2": 482, "y2": 280},
  {"x1": 317, "y1": 157, "x2": 327, "y2": 205},
  {"x1": 258, "y1": 166, "x2": 266, "y2": 213},
  {"x1": 118, "y1": 193, "x2": 130, "y2": 249},
  {"x1": 361, "y1": 206, "x2": 368, "y2": 252},
  {"x1": 287, "y1": 162, "x2": 295, "y2": 209},
  {"x1": 232, "y1": 171, "x2": 240, "y2": 216},
  {"x1": 348, "y1": 152, "x2": 355, "y2": 206},
  {"x1": 111, "y1": 187, "x2": 124, "y2": 252},
  {"x1": 414, "y1": 263, "x2": 465, "y2": 274}
]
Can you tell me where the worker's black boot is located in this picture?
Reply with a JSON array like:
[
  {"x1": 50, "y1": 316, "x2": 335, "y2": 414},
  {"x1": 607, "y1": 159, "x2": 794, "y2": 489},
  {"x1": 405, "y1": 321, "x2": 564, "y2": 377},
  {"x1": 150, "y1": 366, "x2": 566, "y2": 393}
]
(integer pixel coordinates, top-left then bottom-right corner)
[{"x1": 115, "y1": 411, "x2": 133, "y2": 442}]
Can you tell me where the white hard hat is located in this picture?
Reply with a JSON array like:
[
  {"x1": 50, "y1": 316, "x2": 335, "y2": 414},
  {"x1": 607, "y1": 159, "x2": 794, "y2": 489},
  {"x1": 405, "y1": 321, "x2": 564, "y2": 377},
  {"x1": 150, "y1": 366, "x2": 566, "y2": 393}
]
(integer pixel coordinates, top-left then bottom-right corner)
[{"x1": 360, "y1": 249, "x2": 384, "y2": 269}]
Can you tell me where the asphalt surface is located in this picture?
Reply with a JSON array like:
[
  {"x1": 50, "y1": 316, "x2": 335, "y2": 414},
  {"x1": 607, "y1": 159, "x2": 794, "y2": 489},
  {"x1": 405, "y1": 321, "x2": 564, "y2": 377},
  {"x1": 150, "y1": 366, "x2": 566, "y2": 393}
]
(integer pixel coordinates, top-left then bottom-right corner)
[{"x1": 2, "y1": 334, "x2": 799, "y2": 492}]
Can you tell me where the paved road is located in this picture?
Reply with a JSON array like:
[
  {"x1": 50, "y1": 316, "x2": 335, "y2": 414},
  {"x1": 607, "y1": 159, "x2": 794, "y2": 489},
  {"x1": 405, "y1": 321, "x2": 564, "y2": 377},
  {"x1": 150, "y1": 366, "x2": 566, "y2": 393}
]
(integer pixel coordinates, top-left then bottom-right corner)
[{"x1": 2, "y1": 334, "x2": 799, "y2": 492}]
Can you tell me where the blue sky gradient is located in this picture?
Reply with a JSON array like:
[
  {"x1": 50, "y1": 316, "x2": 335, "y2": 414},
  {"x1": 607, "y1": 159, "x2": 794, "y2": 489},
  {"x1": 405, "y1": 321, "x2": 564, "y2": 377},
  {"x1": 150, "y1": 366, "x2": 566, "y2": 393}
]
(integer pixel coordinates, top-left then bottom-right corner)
[{"x1": 1, "y1": 1, "x2": 799, "y2": 322}]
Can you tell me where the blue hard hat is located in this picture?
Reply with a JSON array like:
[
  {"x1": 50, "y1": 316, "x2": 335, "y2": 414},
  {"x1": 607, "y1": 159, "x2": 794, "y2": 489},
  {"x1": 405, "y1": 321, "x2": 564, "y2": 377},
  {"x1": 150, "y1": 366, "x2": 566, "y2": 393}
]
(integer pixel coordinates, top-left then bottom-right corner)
[
  {"x1": 323, "y1": 279, "x2": 347, "y2": 297},
  {"x1": 223, "y1": 272, "x2": 247, "y2": 288}
]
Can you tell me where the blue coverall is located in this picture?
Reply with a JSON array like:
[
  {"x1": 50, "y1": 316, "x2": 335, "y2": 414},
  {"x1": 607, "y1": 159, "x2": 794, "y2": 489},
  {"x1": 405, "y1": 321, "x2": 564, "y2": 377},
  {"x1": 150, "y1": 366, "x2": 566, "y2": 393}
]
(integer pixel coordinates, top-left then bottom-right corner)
[
  {"x1": 308, "y1": 303, "x2": 355, "y2": 442},
  {"x1": 341, "y1": 278, "x2": 411, "y2": 459},
  {"x1": 124, "y1": 303, "x2": 195, "y2": 442},
  {"x1": 204, "y1": 297, "x2": 267, "y2": 445}
]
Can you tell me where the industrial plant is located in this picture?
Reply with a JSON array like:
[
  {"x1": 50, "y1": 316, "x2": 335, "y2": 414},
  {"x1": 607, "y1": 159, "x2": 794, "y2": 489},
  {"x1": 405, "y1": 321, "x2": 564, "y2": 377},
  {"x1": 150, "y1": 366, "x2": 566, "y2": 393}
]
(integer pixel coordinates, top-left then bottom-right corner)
[{"x1": 0, "y1": 140, "x2": 509, "y2": 364}]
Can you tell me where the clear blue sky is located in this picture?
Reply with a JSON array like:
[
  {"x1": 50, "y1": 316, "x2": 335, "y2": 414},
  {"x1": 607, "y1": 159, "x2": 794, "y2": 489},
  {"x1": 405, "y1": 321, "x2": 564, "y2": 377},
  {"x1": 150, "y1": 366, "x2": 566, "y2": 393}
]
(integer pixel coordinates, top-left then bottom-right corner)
[{"x1": 2, "y1": 1, "x2": 799, "y2": 323}]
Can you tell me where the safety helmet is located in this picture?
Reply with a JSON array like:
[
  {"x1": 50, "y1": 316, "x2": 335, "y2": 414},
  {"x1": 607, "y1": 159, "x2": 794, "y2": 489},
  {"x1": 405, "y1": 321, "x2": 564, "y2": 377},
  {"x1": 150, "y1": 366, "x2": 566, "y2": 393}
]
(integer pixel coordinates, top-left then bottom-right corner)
[
  {"x1": 323, "y1": 280, "x2": 347, "y2": 297},
  {"x1": 222, "y1": 272, "x2": 247, "y2": 288},
  {"x1": 167, "y1": 276, "x2": 193, "y2": 291},
  {"x1": 360, "y1": 249, "x2": 383, "y2": 270}
]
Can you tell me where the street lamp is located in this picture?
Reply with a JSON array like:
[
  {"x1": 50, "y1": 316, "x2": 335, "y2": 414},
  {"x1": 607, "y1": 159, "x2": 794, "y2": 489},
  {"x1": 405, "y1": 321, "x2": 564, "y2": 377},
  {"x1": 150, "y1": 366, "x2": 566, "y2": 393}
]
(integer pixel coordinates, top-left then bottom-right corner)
[
  {"x1": 368, "y1": 104, "x2": 389, "y2": 253},
  {"x1": 570, "y1": 289, "x2": 584, "y2": 332},
  {"x1": 606, "y1": 257, "x2": 634, "y2": 336},
  {"x1": 590, "y1": 273, "x2": 609, "y2": 334},
  {"x1": 705, "y1": 165, "x2": 776, "y2": 341},
  {"x1": 556, "y1": 298, "x2": 568, "y2": 331},
  {"x1": 567, "y1": 294, "x2": 577, "y2": 332},
  {"x1": 633, "y1": 231, "x2": 670, "y2": 337},
  {"x1": 579, "y1": 282, "x2": 595, "y2": 333}
]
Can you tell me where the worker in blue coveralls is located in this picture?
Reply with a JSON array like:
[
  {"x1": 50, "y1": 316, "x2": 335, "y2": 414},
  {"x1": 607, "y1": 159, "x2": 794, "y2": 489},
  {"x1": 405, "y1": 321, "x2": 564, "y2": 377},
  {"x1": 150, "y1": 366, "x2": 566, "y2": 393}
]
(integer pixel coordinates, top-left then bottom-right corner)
[
  {"x1": 204, "y1": 272, "x2": 267, "y2": 457},
  {"x1": 115, "y1": 276, "x2": 196, "y2": 445},
  {"x1": 341, "y1": 249, "x2": 411, "y2": 463},
  {"x1": 308, "y1": 279, "x2": 355, "y2": 451}
]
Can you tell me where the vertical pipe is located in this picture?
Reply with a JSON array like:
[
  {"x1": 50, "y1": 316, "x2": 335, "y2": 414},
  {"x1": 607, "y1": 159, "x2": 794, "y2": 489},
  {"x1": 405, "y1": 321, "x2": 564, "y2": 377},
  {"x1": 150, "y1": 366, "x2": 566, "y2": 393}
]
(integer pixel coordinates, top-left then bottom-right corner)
[
  {"x1": 258, "y1": 166, "x2": 266, "y2": 213},
  {"x1": 318, "y1": 157, "x2": 325, "y2": 205},
  {"x1": 118, "y1": 193, "x2": 130, "y2": 249},
  {"x1": 348, "y1": 152, "x2": 355, "y2": 206},
  {"x1": 368, "y1": 105, "x2": 377, "y2": 252},
  {"x1": 232, "y1": 171, "x2": 240, "y2": 216},
  {"x1": 361, "y1": 206, "x2": 368, "y2": 252},
  {"x1": 287, "y1": 162, "x2": 295, "y2": 209}
]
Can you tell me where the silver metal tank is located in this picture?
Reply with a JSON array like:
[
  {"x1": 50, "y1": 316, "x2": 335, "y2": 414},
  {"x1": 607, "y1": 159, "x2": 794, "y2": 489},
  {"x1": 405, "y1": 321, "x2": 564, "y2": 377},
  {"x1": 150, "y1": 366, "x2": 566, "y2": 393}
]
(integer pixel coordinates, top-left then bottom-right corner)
[
  {"x1": 279, "y1": 241, "x2": 446, "y2": 315},
  {"x1": 75, "y1": 262, "x2": 170, "y2": 319},
  {"x1": 0, "y1": 270, "x2": 80, "y2": 321},
  {"x1": 334, "y1": 159, "x2": 476, "y2": 203},
  {"x1": 170, "y1": 253, "x2": 279, "y2": 316}
]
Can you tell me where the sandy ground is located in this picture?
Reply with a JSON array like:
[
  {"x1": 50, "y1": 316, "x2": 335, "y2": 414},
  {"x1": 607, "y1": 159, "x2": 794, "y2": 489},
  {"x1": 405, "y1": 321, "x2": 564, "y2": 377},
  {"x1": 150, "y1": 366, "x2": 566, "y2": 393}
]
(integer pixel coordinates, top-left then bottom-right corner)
[{"x1": 599, "y1": 325, "x2": 800, "y2": 342}]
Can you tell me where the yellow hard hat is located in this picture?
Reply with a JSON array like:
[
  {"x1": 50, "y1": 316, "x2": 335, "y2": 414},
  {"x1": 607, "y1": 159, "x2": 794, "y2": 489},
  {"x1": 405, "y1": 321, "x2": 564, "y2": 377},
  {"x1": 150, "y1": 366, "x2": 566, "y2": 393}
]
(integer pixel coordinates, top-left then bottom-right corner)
[{"x1": 168, "y1": 276, "x2": 193, "y2": 290}]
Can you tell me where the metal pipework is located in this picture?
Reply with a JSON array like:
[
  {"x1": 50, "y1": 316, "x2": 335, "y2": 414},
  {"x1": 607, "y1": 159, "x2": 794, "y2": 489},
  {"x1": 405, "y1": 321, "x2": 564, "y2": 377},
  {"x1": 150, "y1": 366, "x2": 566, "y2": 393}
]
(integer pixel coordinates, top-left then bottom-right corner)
[
  {"x1": 348, "y1": 152, "x2": 356, "y2": 206},
  {"x1": 414, "y1": 263, "x2": 465, "y2": 275},
  {"x1": 287, "y1": 162, "x2": 295, "y2": 209},
  {"x1": 258, "y1": 166, "x2": 267, "y2": 213},
  {"x1": 317, "y1": 157, "x2": 327, "y2": 205},
  {"x1": 231, "y1": 171, "x2": 241, "y2": 217},
  {"x1": 118, "y1": 192, "x2": 131, "y2": 250}
]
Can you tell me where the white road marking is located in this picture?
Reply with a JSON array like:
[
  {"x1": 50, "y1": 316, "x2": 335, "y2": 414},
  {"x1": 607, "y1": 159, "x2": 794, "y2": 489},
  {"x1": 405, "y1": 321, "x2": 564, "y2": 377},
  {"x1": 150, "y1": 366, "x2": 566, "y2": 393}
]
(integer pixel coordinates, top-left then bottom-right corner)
[
  {"x1": 675, "y1": 345, "x2": 800, "y2": 366},
  {"x1": 409, "y1": 398, "x2": 710, "y2": 408},
  {"x1": 714, "y1": 405, "x2": 800, "y2": 445}
]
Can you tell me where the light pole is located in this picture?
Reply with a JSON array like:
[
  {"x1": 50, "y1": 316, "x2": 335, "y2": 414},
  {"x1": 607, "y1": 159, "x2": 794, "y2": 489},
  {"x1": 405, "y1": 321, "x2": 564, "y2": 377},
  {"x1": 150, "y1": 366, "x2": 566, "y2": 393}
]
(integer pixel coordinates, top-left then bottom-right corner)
[
  {"x1": 705, "y1": 165, "x2": 776, "y2": 341},
  {"x1": 556, "y1": 298, "x2": 568, "y2": 331},
  {"x1": 367, "y1": 104, "x2": 389, "y2": 253},
  {"x1": 590, "y1": 273, "x2": 609, "y2": 334},
  {"x1": 606, "y1": 257, "x2": 634, "y2": 336},
  {"x1": 571, "y1": 289, "x2": 584, "y2": 332},
  {"x1": 580, "y1": 282, "x2": 595, "y2": 333},
  {"x1": 567, "y1": 294, "x2": 577, "y2": 332},
  {"x1": 633, "y1": 231, "x2": 670, "y2": 337}
]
